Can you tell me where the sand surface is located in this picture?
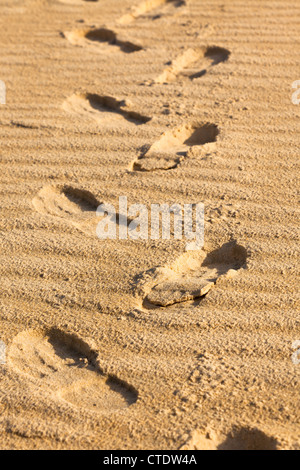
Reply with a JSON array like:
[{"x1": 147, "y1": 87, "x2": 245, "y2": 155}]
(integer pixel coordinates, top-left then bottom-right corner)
[{"x1": 0, "y1": 0, "x2": 299, "y2": 450}]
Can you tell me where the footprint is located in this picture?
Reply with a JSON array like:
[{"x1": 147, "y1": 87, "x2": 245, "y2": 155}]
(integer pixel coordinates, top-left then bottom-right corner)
[
  {"x1": 180, "y1": 427, "x2": 278, "y2": 450},
  {"x1": 218, "y1": 427, "x2": 279, "y2": 450},
  {"x1": 118, "y1": 0, "x2": 186, "y2": 24},
  {"x1": 32, "y1": 184, "x2": 100, "y2": 236},
  {"x1": 155, "y1": 46, "x2": 230, "y2": 84},
  {"x1": 59, "y1": 0, "x2": 99, "y2": 4},
  {"x1": 8, "y1": 329, "x2": 137, "y2": 412},
  {"x1": 180, "y1": 429, "x2": 219, "y2": 450},
  {"x1": 142, "y1": 241, "x2": 247, "y2": 308},
  {"x1": 63, "y1": 93, "x2": 151, "y2": 127},
  {"x1": 63, "y1": 27, "x2": 143, "y2": 53},
  {"x1": 33, "y1": 185, "x2": 137, "y2": 237},
  {"x1": 132, "y1": 122, "x2": 219, "y2": 171}
]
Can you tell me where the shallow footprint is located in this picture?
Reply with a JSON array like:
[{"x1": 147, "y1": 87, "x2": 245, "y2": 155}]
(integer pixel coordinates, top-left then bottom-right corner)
[
  {"x1": 63, "y1": 27, "x2": 143, "y2": 53},
  {"x1": 118, "y1": 0, "x2": 186, "y2": 24},
  {"x1": 63, "y1": 93, "x2": 151, "y2": 128},
  {"x1": 143, "y1": 241, "x2": 247, "y2": 308},
  {"x1": 8, "y1": 329, "x2": 137, "y2": 412},
  {"x1": 32, "y1": 184, "x2": 100, "y2": 236},
  {"x1": 59, "y1": 0, "x2": 99, "y2": 4},
  {"x1": 155, "y1": 46, "x2": 230, "y2": 84},
  {"x1": 132, "y1": 122, "x2": 219, "y2": 171}
]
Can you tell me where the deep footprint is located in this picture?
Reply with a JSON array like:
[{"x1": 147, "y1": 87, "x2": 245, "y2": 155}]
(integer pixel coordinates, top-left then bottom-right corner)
[
  {"x1": 119, "y1": 0, "x2": 186, "y2": 24},
  {"x1": 143, "y1": 241, "x2": 247, "y2": 308},
  {"x1": 32, "y1": 184, "x2": 100, "y2": 236},
  {"x1": 218, "y1": 427, "x2": 279, "y2": 450},
  {"x1": 8, "y1": 329, "x2": 137, "y2": 412},
  {"x1": 64, "y1": 27, "x2": 143, "y2": 53},
  {"x1": 155, "y1": 46, "x2": 230, "y2": 84},
  {"x1": 63, "y1": 93, "x2": 151, "y2": 127},
  {"x1": 133, "y1": 122, "x2": 219, "y2": 171},
  {"x1": 181, "y1": 427, "x2": 278, "y2": 450}
]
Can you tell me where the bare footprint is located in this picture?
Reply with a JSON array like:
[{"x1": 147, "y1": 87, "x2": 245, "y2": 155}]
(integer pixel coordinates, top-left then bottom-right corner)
[
  {"x1": 63, "y1": 93, "x2": 151, "y2": 128},
  {"x1": 180, "y1": 427, "x2": 278, "y2": 450},
  {"x1": 59, "y1": 0, "x2": 99, "y2": 4},
  {"x1": 63, "y1": 27, "x2": 143, "y2": 53},
  {"x1": 142, "y1": 241, "x2": 247, "y2": 308},
  {"x1": 32, "y1": 184, "x2": 100, "y2": 236},
  {"x1": 154, "y1": 46, "x2": 230, "y2": 84},
  {"x1": 33, "y1": 185, "x2": 137, "y2": 237},
  {"x1": 8, "y1": 329, "x2": 137, "y2": 413},
  {"x1": 132, "y1": 122, "x2": 219, "y2": 171},
  {"x1": 118, "y1": 0, "x2": 186, "y2": 24}
]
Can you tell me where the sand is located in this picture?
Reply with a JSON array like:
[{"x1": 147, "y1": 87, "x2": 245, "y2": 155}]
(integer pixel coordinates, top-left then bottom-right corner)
[{"x1": 0, "y1": 0, "x2": 299, "y2": 450}]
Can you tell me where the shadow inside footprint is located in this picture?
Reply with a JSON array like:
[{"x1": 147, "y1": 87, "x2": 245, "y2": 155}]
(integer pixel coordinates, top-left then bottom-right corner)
[
  {"x1": 33, "y1": 185, "x2": 140, "y2": 237},
  {"x1": 218, "y1": 427, "x2": 279, "y2": 450},
  {"x1": 181, "y1": 427, "x2": 278, "y2": 450},
  {"x1": 183, "y1": 124, "x2": 219, "y2": 146},
  {"x1": 63, "y1": 93, "x2": 151, "y2": 126},
  {"x1": 59, "y1": 186, "x2": 99, "y2": 213},
  {"x1": 32, "y1": 184, "x2": 101, "y2": 236},
  {"x1": 86, "y1": 94, "x2": 151, "y2": 124},
  {"x1": 85, "y1": 28, "x2": 143, "y2": 53},
  {"x1": 144, "y1": 241, "x2": 247, "y2": 308},
  {"x1": 204, "y1": 46, "x2": 231, "y2": 65},
  {"x1": 189, "y1": 69, "x2": 207, "y2": 80},
  {"x1": 9, "y1": 329, "x2": 138, "y2": 412},
  {"x1": 64, "y1": 27, "x2": 143, "y2": 53},
  {"x1": 155, "y1": 46, "x2": 230, "y2": 84},
  {"x1": 187, "y1": 46, "x2": 230, "y2": 80},
  {"x1": 133, "y1": 122, "x2": 219, "y2": 171}
]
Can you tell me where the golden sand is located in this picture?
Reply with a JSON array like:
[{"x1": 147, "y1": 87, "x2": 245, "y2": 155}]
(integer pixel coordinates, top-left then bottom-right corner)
[{"x1": 0, "y1": 0, "x2": 299, "y2": 450}]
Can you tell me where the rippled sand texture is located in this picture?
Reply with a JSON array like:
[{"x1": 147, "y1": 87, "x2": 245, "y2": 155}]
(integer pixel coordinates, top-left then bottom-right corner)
[{"x1": 0, "y1": 0, "x2": 299, "y2": 450}]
